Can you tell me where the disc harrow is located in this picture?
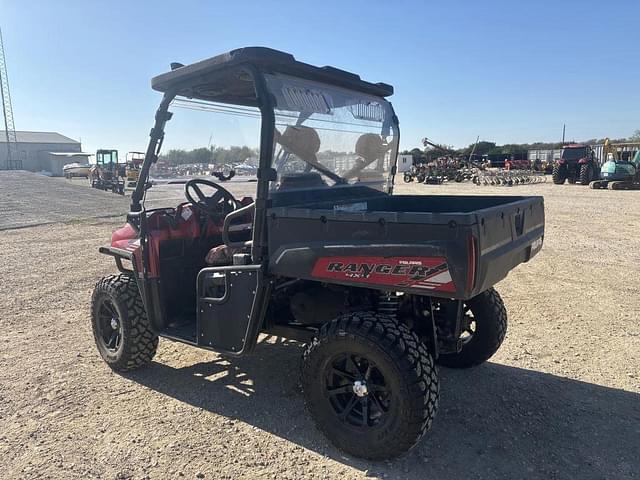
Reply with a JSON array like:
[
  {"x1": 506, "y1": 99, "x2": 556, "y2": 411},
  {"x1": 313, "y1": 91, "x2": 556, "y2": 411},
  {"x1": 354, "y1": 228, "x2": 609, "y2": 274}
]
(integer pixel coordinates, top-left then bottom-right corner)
[{"x1": 473, "y1": 169, "x2": 547, "y2": 186}]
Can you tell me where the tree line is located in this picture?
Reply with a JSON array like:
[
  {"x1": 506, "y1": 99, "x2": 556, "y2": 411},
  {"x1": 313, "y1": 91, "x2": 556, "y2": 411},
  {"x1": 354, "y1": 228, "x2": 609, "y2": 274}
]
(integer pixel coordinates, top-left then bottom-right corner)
[
  {"x1": 159, "y1": 146, "x2": 258, "y2": 166},
  {"x1": 403, "y1": 129, "x2": 640, "y2": 161}
]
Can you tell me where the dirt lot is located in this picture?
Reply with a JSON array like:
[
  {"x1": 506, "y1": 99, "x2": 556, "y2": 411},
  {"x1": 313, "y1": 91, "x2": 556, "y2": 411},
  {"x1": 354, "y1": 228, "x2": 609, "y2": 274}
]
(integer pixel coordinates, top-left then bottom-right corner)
[
  {"x1": 0, "y1": 178, "x2": 639, "y2": 480},
  {"x1": 0, "y1": 172, "x2": 129, "y2": 230}
]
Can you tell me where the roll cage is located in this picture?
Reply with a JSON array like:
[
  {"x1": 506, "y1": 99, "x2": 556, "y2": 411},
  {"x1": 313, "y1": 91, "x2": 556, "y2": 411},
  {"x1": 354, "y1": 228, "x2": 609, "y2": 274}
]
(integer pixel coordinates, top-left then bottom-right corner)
[{"x1": 131, "y1": 47, "x2": 399, "y2": 264}]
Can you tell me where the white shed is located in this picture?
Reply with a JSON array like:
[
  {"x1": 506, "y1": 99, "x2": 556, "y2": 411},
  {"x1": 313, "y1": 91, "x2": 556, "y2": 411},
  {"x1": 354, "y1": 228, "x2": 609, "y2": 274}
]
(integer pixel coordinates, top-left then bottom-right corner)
[{"x1": 397, "y1": 154, "x2": 414, "y2": 173}]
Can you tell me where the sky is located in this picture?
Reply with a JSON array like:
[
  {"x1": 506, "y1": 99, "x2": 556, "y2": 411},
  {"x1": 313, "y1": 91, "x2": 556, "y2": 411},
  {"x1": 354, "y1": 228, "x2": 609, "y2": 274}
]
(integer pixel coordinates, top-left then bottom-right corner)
[{"x1": 1, "y1": 0, "x2": 639, "y2": 154}]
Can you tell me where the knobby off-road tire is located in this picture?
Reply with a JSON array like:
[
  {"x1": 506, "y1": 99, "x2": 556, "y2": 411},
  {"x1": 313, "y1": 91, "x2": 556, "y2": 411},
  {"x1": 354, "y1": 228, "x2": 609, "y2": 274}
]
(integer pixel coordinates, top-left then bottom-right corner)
[
  {"x1": 301, "y1": 312, "x2": 439, "y2": 460},
  {"x1": 91, "y1": 274, "x2": 158, "y2": 372},
  {"x1": 579, "y1": 164, "x2": 593, "y2": 185},
  {"x1": 437, "y1": 288, "x2": 507, "y2": 369},
  {"x1": 552, "y1": 164, "x2": 567, "y2": 184}
]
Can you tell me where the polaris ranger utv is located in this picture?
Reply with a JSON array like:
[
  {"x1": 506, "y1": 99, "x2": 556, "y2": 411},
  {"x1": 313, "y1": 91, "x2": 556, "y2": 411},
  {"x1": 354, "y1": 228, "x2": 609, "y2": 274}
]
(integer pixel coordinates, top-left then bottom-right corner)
[{"x1": 91, "y1": 48, "x2": 545, "y2": 460}]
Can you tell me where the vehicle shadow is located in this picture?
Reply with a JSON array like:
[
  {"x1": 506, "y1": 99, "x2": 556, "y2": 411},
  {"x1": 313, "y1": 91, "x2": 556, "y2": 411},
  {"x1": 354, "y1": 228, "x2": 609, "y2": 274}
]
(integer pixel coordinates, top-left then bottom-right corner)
[{"x1": 126, "y1": 338, "x2": 640, "y2": 480}]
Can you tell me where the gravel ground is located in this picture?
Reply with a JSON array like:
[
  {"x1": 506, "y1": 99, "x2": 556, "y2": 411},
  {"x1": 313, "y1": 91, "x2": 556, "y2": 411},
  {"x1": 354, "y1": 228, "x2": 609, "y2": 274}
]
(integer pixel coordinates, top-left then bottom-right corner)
[
  {"x1": 0, "y1": 172, "x2": 129, "y2": 230},
  {"x1": 0, "y1": 179, "x2": 639, "y2": 479}
]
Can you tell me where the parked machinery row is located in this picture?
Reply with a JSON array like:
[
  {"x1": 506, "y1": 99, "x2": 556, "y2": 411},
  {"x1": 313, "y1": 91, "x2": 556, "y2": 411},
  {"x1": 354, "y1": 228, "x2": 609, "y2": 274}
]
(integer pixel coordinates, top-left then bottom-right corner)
[
  {"x1": 473, "y1": 168, "x2": 547, "y2": 186},
  {"x1": 402, "y1": 158, "x2": 477, "y2": 185},
  {"x1": 403, "y1": 158, "x2": 546, "y2": 187}
]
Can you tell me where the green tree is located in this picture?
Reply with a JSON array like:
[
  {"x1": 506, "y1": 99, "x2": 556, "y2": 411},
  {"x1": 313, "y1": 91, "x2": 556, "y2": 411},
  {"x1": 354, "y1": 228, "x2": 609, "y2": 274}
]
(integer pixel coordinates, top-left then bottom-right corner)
[
  {"x1": 630, "y1": 130, "x2": 640, "y2": 142},
  {"x1": 162, "y1": 149, "x2": 188, "y2": 165},
  {"x1": 463, "y1": 141, "x2": 496, "y2": 156},
  {"x1": 189, "y1": 147, "x2": 213, "y2": 164}
]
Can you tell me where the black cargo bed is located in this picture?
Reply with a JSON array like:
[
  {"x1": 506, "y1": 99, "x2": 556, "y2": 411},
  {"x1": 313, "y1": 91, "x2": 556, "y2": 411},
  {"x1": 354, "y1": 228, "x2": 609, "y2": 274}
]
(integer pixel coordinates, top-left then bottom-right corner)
[{"x1": 267, "y1": 194, "x2": 545, "y2": 300}]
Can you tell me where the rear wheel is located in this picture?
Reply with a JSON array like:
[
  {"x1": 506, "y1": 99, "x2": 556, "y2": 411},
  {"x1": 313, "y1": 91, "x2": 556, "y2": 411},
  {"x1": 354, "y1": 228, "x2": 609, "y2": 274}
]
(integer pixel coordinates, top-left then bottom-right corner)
[
  {"x1": 436, "y1": 288, "x2": 507, "y2": 368},
  {"x1": 403, "y1": 173, "x2": 413, "y2": 183},
  {"x1": 302, "y1": 312, "x2": 439, "y2": 460},
  {"x1": 91, "y1": 274, "x2": 158, "y2": 371},
  {"x1": 579, "y1": 164, "x2": 593, "y2": 185},
  {"x1": 552, "y1": 163, "x2": 567, "y2": 184}
]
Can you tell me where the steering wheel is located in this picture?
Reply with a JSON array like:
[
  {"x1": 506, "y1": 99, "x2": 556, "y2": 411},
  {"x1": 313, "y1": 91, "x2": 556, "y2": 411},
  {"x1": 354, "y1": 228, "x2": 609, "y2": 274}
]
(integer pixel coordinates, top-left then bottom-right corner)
[{"x1": 184, "y1": 178, "x2": 239, "y2": 220}]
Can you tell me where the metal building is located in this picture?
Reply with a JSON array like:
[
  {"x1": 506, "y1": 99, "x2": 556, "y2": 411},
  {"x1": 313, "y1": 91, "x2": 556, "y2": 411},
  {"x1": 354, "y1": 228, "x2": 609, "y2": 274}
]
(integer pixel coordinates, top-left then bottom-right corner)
[{"x1": 0, "y1": 130, "x2": 89, "y2": 176}]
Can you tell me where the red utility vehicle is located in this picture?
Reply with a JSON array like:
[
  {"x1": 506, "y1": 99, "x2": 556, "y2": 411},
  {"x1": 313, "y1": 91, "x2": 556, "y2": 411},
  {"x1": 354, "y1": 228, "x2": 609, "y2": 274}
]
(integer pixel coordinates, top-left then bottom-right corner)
[{"x1": 91, "y1": 48, "x2": 545, "y2": 459}]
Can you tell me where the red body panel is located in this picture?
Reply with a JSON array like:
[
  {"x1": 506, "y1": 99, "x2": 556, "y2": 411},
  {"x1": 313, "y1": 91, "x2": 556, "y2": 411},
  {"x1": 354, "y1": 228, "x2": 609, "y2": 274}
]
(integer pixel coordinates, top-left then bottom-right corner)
[
  {"x1": 109, "y1": 199, "x2": 255, "y2": 278},
  {"x1": 311, "y1": 256, "x2": 456, "y2": 292},
  {"x1": 144, "y1": 205, "x2": 203, "y2": 277},
  {"x1": 111, "y1": 223, "x2": 143, "y2": 271}
]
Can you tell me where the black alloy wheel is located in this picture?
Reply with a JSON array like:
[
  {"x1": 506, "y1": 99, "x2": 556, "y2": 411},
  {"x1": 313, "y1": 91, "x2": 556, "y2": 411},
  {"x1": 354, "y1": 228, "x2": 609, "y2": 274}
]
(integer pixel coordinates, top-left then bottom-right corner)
[
  {"x1": 91, "y1": 274, "x2": 158, "y2": 371},
  {"x1": 97, "y1": 298, "x2": 123, "y2": 353},
  {"x1": 302, "y1": 312, "x2": 439, "y2": 460},
  {"x1": 436, "y1": 287, "x2": 507, "y2": 368},
  {"x1": 324, "y1": 353, "x2": 390, "y2": 428}
]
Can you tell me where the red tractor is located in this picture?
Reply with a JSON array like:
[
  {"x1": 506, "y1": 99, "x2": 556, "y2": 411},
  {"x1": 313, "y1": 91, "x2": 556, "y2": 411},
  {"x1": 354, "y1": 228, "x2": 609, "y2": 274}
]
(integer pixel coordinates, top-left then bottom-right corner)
[{"x1": 552, "y1": 144, "x2": 600, "y2": 185}]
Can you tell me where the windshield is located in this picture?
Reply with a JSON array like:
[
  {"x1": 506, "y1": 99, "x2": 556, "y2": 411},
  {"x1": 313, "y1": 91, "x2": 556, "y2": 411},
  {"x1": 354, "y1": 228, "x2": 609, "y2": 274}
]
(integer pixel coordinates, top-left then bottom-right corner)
[
  {"x1": 97, "y1": 150, "x2": 118, "y2": 165},
  {"x1": 142, "y1": 97, "x2": 260, "y2": 210},
  {"x1": 561, "y1": 147, "x2": 587, "y2": 161},
  {"x1": 264, "y1": 74, "x2": 398, "y2": 194}
]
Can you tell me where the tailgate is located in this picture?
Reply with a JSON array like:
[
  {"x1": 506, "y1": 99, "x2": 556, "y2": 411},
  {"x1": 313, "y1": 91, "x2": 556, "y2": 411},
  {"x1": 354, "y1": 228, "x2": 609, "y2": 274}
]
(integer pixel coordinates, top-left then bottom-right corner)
[{"x1": 472, "y1": 196, "x2": 545, "y2": 294}]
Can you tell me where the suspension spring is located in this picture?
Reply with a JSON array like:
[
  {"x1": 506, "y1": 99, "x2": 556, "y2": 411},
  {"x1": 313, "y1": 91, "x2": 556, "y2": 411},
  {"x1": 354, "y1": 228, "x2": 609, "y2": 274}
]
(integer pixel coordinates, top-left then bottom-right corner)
[{"x1": 378, "y1": 292, "x2": 400, "y2": 319}]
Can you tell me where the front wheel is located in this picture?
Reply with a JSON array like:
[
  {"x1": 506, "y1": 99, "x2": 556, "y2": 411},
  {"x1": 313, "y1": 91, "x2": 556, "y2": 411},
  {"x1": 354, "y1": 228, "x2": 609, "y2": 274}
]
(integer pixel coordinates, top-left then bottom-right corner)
[
  {"x1": 436, "y1": 288, "x2": 507, "y2": 368},
  {"x1": 403, "y1": 173, "x2": 413, "y2": 183},
  {"x1": 302, "y1": 312, "x2": 439, "y2": 460},
  {"x1": 91, "y1": 274, "x2": 158, "y2": 371}
]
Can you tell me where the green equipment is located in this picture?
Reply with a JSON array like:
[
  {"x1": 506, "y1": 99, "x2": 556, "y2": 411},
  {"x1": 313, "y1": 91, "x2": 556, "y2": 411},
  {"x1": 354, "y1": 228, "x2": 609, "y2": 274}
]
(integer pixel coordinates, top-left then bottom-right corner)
[
  {"x1": 590, "y1": 149, "x2": 640, "y2": 190},
  {"x1": 89, "y1": 149, "x2": 125, "y2": 195}
]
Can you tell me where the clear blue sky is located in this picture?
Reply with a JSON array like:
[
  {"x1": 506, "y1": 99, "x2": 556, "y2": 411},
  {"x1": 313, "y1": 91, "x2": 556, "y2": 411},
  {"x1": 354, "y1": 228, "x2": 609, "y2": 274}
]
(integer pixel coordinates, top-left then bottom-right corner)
[{"x1": 1, "y1": 0, "x2": 638, "y2": 154}]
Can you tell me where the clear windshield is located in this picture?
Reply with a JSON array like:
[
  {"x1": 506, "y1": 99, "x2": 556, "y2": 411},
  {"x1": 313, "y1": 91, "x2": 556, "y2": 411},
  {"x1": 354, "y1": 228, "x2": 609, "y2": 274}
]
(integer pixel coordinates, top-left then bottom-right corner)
[
  {"x1": 142, "y1": 97, "x2": 261, "y2": 209},
  {"x1": 264, "y1": 74, "x2": 398, "y2": 194}
]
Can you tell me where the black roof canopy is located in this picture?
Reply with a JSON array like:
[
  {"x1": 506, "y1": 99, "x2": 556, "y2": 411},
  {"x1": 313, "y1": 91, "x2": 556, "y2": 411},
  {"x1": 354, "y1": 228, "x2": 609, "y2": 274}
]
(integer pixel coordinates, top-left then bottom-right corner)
[{"x1": 151, "y1": 47, "x2": 394, "y2": 106}]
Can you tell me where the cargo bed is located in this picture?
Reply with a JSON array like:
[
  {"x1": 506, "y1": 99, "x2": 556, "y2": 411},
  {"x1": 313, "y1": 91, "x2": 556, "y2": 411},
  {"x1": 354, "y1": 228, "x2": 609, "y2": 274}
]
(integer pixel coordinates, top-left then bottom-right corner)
[{"x1": 267, "y1": 194, "x2": 545, "y2": 299}]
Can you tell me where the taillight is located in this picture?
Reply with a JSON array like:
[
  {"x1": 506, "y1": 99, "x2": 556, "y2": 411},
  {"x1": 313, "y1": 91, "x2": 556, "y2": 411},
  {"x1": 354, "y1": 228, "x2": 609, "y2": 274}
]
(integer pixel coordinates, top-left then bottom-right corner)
[{"x1": 467, "y1": 235, "x2": 477, "y2": 293}]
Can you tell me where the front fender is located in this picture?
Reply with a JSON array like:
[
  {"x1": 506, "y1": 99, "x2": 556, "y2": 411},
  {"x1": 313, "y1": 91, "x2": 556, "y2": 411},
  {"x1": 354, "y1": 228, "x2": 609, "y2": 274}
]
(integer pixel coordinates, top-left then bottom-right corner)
[{"x1": 99, "y1": 246, "x2": 141, "y2": 275}]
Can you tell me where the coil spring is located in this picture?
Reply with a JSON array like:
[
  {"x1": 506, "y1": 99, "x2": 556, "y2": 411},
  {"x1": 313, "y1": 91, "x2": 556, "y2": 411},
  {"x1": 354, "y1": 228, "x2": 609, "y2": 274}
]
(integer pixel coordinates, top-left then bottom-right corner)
[{"x1": 378, "y1": 292, "x2": 400, "y2": 319}]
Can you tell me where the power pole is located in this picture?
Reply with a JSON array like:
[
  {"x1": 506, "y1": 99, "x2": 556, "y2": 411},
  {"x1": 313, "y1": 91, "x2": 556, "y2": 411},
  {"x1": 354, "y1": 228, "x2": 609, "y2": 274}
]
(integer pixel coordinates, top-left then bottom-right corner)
[{"x1": 0, "y1": 27, "x2": 21, "y2": 170}]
